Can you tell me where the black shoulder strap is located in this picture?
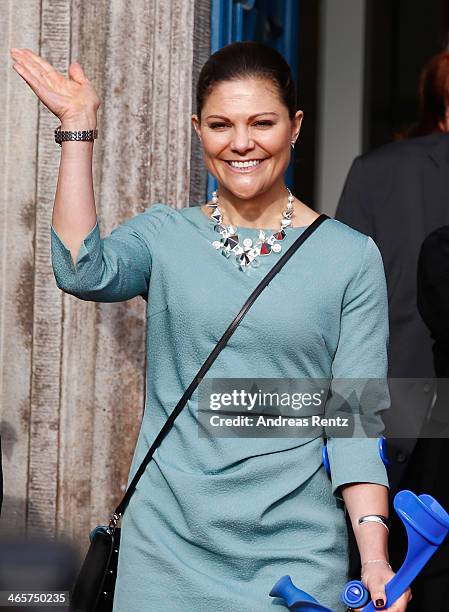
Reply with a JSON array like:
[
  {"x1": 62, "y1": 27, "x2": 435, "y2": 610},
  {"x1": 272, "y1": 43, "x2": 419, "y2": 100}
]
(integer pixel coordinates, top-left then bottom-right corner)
[{"x1": 111, "y1": 214, "x2": 330, "y2": 525}]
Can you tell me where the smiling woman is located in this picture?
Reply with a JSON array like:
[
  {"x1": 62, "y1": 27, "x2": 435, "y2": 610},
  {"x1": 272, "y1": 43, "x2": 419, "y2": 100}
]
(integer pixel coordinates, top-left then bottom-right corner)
[
  {"x1": 7, "y1": 36, "x2": 408, "y2": 612},
  {"x1": 191, "y1": 64, "x2": 308, "y2": 230}
]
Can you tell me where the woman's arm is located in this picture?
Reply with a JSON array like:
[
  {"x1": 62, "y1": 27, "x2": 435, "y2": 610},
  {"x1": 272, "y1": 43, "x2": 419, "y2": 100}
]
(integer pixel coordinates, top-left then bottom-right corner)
[
  {"x1": 10, "y1": 48, "x2": 101, "y2": 266},
  {"x1": 11, "y1": 48, "x2": 167, "y2": 303},
  {"x1": 341, "y1": 482, "x2": 402, "y2": 611},
  {"x1": 52, "y1": 111, "x2": 98, "y2": 267},
  {"x1": 325, "y1": 233, "x2": 411, "y2": 610},
  {"x1": 341, "y1": 482, "x2": 389, "y2": 564},
  {"x1": 342, "y1": 482, "x2": 413, "y2": 611}
]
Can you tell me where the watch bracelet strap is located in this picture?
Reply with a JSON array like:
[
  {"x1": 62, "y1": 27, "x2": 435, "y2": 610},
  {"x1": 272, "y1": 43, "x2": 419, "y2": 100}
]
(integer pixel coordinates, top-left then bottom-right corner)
[
  {"x1": 110, "y1": 213, "x2": 331, "y2": 527},
  {"x1": 54, "y1": 125, "x2": 98, "y2": 146}
]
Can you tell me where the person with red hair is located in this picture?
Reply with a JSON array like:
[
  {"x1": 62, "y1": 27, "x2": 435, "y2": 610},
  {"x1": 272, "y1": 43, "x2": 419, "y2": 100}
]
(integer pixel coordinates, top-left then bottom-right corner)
[
  {"x1": 336, "y1": 49, "x2": 449, "y2": 611},
  {"x1": 402, "y1": 50, "x2": 449, "y2": 138}
]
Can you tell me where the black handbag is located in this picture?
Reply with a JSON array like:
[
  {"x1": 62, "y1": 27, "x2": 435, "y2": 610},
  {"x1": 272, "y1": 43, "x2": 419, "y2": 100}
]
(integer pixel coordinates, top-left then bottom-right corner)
[{"x1": 69, "y1": 213, "x2": 329, "y2": 612}]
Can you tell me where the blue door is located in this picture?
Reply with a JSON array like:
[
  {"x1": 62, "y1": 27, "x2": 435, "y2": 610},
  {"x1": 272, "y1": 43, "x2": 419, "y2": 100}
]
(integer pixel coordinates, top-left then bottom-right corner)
[{"x1": 207, "y1": 0, "x2": 299, "y2": 201}]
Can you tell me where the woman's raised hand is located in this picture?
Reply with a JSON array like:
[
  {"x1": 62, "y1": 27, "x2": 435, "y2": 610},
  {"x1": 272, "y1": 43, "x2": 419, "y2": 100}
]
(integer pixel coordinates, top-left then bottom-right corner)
[{"x1": 10, "y1": 48, "x2": 100, "y2": 124}]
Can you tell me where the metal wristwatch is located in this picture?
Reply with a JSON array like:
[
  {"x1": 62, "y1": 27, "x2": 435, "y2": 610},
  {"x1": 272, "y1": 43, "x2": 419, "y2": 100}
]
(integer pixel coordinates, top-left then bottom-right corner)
[{"x1": 54, "y1": 125, "x2": 98, "y2": 146}]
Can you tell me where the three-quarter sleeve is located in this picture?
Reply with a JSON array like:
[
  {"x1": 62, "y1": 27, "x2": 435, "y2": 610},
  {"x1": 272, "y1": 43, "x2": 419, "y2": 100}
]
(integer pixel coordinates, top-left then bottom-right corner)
[
  {"x1": 326, "y1": 235, "x2": 390, "y2": 497},
  {"x1": 50, "y1": 203, "x2": 171, "y2": 302}
]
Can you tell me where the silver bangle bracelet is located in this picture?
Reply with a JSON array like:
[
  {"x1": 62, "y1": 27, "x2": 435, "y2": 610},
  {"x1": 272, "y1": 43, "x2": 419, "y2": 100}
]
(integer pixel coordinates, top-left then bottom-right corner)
[{"x1": 358, "y1": 514, "x2": 390, "y2": 532}]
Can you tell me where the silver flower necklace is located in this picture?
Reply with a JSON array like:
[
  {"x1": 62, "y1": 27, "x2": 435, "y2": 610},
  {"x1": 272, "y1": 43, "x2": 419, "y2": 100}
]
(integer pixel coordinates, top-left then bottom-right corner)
[{"x1": 207, "y1": 187, "x2": 295, "y2": 271}]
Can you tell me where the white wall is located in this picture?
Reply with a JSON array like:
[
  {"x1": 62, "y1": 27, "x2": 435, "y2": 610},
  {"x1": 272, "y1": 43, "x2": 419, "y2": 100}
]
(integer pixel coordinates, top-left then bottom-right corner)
[{"x1": 316, "y1": 0, "x2": 366, "y2": 216}]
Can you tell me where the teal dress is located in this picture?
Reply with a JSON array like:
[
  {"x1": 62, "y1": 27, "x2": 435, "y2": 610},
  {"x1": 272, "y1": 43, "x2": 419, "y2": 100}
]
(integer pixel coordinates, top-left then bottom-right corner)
[{"x1": 50, "y1": 203, "x2": 390, "y2": 612}]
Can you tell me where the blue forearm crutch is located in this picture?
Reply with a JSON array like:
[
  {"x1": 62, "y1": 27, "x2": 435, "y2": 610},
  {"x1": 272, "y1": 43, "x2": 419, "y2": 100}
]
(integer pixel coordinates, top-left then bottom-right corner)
[
  {"x1": 341, "y1": 489, "x2": 449, "y2": 610},
  {"x1": 269, "y1": 575, "x2": 334, "y2": 611},
  {"x1": 321, "y1": 438, "x2": 390, "y2": 478},
  {"x1": 270, "y1": 489, "x2": 449, "y2": 610},
  {"x1": 270, "y1": 440, "x2": 449, "y2": 611}
]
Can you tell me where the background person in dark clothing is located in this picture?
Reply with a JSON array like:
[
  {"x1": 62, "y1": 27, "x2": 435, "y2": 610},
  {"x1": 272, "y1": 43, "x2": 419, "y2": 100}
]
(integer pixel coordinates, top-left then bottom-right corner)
[
  {"x1": 412, "y1": 226, "x2": 449, "y2": 609},
  {"x1": 335, "y1": 51, "x2": 449, "y2": 611},
  {"x1": 418, "y1": 226, "x2": 449, "y2": 385}
]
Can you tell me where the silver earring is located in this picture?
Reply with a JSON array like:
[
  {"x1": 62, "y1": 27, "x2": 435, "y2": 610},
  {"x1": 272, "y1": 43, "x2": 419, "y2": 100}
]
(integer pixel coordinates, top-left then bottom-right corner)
[{"x1": 291, "y1": 140, "x2": 296, "y2": 149}]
